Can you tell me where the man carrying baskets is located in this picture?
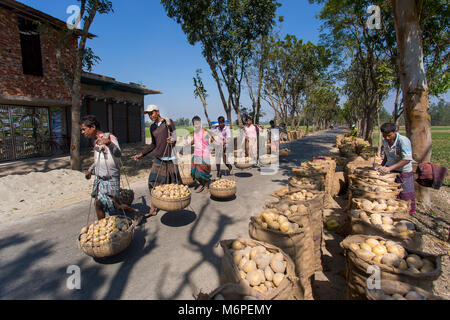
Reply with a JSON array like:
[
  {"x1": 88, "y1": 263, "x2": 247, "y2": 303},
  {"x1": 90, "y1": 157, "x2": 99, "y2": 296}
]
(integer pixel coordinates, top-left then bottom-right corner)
[
  {"x1": 81, "y1": 115, "x2": 140, "y2": 221},
  {"x1": 133, "y1": 105, "x2": 181, "y2": 217}
]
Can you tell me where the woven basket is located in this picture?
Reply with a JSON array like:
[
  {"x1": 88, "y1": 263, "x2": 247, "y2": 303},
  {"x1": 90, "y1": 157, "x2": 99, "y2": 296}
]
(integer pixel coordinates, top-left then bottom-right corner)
[
  {"x1": 259, "y1": 155, "x2": 278, "y2": 166},
  {"x1": 119, "y1": 188, "x2": 134, "y2": 206},
  {"x1": 151, "y1": 192, "x2": 191, "y2": 212},
  {"x1": 78, "y1": 217, "x2": 135, "y2": 258},
  {"x1": 210, "y1": 185, "x2": 236, "y2": 199}
]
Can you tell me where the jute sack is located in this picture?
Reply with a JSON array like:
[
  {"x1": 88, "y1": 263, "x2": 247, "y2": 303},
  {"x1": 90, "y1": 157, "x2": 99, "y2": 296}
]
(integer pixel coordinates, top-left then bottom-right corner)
[
  {"x1": 347, "y1": 210, "x2": 422, "y2": 249},
  {"x1": 248, "y1": 214, "x2": 315, "y2": 300},
  {"x1": 270, "y1": 186, "x2": 291, "y2": 200},
  {"x1": 196, "y1": 283, "x2": 263, "y2": 300},
  {"x1": 341, "y1": 235, "x2": 442, "y2": 300},
  {"x1": 277, "y1": 190, "x2": 326, "y2": 272},
  {"x1": 288, "y1": 175, "x2": 325, "y2": 192},
  {"x1": 365, "y1": 279, "x2": 446, "y2": 300},
  {"x1": 219, "y1": 238, "x2": 304, "y2": 300}
]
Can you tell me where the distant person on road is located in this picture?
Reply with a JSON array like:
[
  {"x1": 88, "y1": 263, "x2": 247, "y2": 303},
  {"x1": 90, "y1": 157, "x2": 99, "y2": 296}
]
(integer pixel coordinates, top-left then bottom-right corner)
[
  {"x1": 376, "y1": 123, "x2": 416, "y2": 214},
  {"x1": 243, "y1": 117, "x2": 263, "y2": 162},
  {"x1": 213, "y1": 116, "x2": 233, "y2": 179},
  {"x1": 191, "y1": 116, "x2": 214, "y2": 193},
  {"x1": 133, "y1": 105, "x2": 181, "y2": 217},
  {"x1": 350, "y1": 124, "x2": 358, "y2": 137},
  {"x1": 279, "y1": 123, "x2": 288, "y2": 142},
  {"x1": 81, "y1": 115, "x2": 140, "y2": 221},
  {"x1": 269, "y1": 120, "x2": 280, "y2": 154}
]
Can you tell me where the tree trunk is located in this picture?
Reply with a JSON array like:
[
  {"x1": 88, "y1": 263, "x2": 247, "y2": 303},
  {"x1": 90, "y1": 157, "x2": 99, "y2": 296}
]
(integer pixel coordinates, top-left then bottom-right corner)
[
  {"x1": 70, "y1": 91, "x2": 81, "y2": 171},
  {"x1": 392, "y1": 0, "x2": 432, "y2": 207}
]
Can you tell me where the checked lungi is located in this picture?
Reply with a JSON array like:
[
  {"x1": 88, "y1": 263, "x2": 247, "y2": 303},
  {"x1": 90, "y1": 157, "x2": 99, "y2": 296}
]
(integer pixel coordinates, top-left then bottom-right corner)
[
  {"x1": 191, "y1": 155, "x2": 211, "y2": 183},
  {"x1": 395, "y1": 171, "x2": 416, "y2": 214},
  {"x1": 91, "y1": 175, "x2": 120, "y2": 214},
  {"x1": 148, "y1": 158, "x2": 182, "y2": 190}
]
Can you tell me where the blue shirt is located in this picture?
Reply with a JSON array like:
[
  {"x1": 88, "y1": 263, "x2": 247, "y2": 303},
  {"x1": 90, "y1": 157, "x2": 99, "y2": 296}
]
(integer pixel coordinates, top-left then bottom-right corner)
[{"x1": 382, "y1": 133, "x2": 413, "y2": 173}]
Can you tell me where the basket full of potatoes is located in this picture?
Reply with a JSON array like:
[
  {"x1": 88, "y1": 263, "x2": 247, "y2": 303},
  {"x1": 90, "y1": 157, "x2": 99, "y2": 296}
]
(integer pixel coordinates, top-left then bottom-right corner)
[
  {"x1": 235, "y1": 157, "x2": 254, "y2": 169},
  {"x1": 352, "y1": 198, "x2": 410, "y2": 215},
  {"x1": 151, "y1": 184, "x2": 191, "y2": 212},
  {"x1": 210, "y1": 179, "x2": 236, "y2": 199},
  {"x1": 219, "y1": 239, "x2": 303, "y2": 299},
  {"x1": 78, "y1": 215, "x2": 134, "y2": 258}
]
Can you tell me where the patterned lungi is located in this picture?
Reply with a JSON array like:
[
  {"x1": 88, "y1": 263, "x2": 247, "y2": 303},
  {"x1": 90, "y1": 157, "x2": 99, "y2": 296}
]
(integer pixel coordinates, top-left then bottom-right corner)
[
  {"x1": 91, "y1": 175, "x2": 120, "y2": 214},
  {"x1": 191, "y1": 155, "x2": 211, "y2": 183},
  {"x1": 148, "y1": 158, "x2": 182, "y2": 190},
  {"x1": 395, "y1": 171, "x2": 416, "y2": 214}
]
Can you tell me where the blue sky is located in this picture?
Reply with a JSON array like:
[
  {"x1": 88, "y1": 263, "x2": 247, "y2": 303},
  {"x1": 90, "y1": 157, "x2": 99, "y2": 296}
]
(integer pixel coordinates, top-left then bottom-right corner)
[{"x1": 17, "y1": 0, "x2": 447, "y2": 124}]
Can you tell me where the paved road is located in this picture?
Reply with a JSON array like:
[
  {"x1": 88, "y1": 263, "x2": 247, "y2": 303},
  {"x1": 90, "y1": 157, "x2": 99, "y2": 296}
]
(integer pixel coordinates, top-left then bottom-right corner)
[{"x1": 0, "y1": 129, "x2": 341, "y2": 300}]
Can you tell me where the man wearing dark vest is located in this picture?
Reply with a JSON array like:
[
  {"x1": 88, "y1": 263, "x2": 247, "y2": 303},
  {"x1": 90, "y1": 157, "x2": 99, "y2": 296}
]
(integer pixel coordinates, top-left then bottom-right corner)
[{"x1": 133, "y1": 105, "x2": 181, "y2": 217}]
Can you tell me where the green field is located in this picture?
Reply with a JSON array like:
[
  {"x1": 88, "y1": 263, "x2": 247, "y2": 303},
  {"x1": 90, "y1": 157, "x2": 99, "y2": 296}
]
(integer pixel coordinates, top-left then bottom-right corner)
[{"x1": 372, "y1": 129, "x2": 450, "y2": 186}]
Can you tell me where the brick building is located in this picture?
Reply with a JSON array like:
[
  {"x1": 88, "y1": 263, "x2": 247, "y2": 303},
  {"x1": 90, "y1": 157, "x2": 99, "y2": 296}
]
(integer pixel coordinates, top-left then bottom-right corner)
[{"x1": 0, "y1": 0, "x2": 161, "y2": 161}]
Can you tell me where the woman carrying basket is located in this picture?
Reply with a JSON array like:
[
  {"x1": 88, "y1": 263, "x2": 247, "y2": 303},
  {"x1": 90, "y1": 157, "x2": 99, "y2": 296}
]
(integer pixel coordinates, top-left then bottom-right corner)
[
  {"x1": 191, "y1": 116, "x2": 215, "y2": 193},
  {"x1": 81, "y1": 115, "x2": 141, "y2": 221},
  {"x1": 133, "y1": 105, "x2": 181, "y2": 217}
]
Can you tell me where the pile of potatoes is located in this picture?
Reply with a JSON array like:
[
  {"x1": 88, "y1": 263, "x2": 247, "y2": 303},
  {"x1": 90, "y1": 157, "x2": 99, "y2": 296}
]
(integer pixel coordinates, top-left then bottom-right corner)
[
  {"x1": 79, "y1": 216, "x2": 130, "y2": 246},
  {"x1": 273, "y1": 202, "x2": 309, "y2": 216},
  {"x1": 351, "y1": 210, "x2": 416, "y2": 236},
  {"x1": 211, "y1": 179, "x2": 236, "y2": 189},
  {"x1": 229, "y1": 240, "x2": 288, "y2": 295},
  {"x1": 351, "y1": 184, "x2": 398, "y2": 194},
  {"x1": 286, "y1": 190, "x2": 316, "y2": 202},
  {"x1": 348, "y1": 238, "x2": 436, "y2": 274},
  {"x1": 353, "y1": 169, "x2": 397, "y2": 183},
  {"x1": 354, "y1": 198, "x2": 409, "y2": 212},
  {"x1": 254, "y1": 209, "x2": 301, "y2": 234},
  {"x1": 152, "y1": 184, "x2": 190, "y2": 199},
  {"x1": 290, "y1": 176, "x2": 321, "y2": 189}
]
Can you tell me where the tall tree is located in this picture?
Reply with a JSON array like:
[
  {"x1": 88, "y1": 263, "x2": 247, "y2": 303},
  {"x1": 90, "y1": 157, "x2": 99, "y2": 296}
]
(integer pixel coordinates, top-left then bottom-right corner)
[
  {"x1": 161, "y1": 0, "x2": 280, "y2": 126},
  {"x1": 55, "y1": 0, "x2": 113, "y2": 170},
  {"x1": 392, "y1": 0, "x2": 432, "y2": 206},
  {"x1": 193, "y1": 69, "x2": 211, "y2": 127}
]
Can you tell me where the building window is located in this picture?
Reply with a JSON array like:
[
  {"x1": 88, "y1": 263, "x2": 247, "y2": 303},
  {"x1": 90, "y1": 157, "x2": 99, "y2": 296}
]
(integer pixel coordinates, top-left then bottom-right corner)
[{"x1": 18, "y1": 17, "x2": 43, "y2": 77}]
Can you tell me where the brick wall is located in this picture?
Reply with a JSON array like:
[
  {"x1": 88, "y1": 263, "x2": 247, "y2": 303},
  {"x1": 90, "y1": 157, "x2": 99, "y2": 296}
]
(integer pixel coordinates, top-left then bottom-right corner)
[{"x1": 0, "y1": 7, "x2": 77, "y2": 102}]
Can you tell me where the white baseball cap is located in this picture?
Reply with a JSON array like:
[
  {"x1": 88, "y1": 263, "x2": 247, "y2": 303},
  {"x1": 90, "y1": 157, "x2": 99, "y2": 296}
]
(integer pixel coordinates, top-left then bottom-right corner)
[{"x1": 145, "y1": 104, "x2": 159, "y2": 113}]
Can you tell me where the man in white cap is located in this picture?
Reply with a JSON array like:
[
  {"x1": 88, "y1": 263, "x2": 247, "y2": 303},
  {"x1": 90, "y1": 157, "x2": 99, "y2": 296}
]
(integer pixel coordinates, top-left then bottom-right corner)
[{"x1": 133, "y1": 105, "x2": 181, "y2": 217}]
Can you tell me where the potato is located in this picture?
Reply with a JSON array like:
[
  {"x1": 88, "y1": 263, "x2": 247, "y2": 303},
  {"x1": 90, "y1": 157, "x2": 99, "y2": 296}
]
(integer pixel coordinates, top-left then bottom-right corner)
[
  {"x1": 406, "y1": 254, "x2": 424, "y2": 269},
  {"x1": 370, "y1": 214, "x2": 383, "y2": 225},
  {"x1": 381, "y1": 253, "x2": 401, "y2": 267},
  {"x1": 365, "y1": 238, "x2": 380, "y2": 248},
  {"x1": 372, "y1": 255, "x2": 383, "y2": 264},
  {"x1": 265, "y1": 281, "x2": 274, "y2": 288},
  {"x1": 362, "y1": 199, "x2": 374, "y2": 211},
  {"x1": 264, "y1": 266, "x2": 274, "y2": 282},
  {"x1": 257, "y1": 269, "x2": 266, "y2": 283},
  {"x1": 272, "y1": 252, "x2": 284, "y2": 262},
  {"x1": 360, "y1": 243, "x2": 373, "y2": 252},
  {"x1": 255, "y1": 253, "x2": 271, "y2": 270},
  {"x1": 239, "y1": 270, "x2": 247, "y2": 280},
  {"x1": 372, "y1": 245, "x2": 388, "y2": 256},
  {"x1": 233, "y1": 251, "x2": 243, "y2": 264},
  {"x1": 262, "y1": 222, "x2": 268, "y2": 229},
  {"x1": 387, "y1": 245, "x2": 406, "y2": 259},
  {"x1": 238, "y1": 257, "x2": 249, "y2": 270},
  {"x1": 277, "y1": 215, "x2": 288, "y2": 225},
  {"x1": 280, "y1": 221, "x2": 290, "y2": 233},
  {"x1": 421, "y1": 264, "x2": 435, "y2": 273},
  {"x1": 262, "y1": 213, "x2": 274, "y2": 224},
  {"x1": 247, "y1": 270, "x2": 262, "y2": 287},
  {"x1": 356, "y1": 249, "x2": 376, "y2": 260},
  {"x1": 405, "y1": 291, "x2": 427, "y2": 300},
  {"x1": 270, "y1": 260, "x2": 286, "y2": 274},
  {"x1": 381, "y1": 224, "x2": 395, "y2": 233},
  {"x1": 381, "y1": 216, "x2": 394, "y2": 225},
  {"x1": 268, "y1": 221, "x2": 280, "y2": 230},
  {"x1": 243, "y1": 260, "x2": 257, "y2": 273},
  {"x1": 250, "y1": 246, "x2": 265, "y2": 260},
  {"x1": 398, "y1": 259, "x2": 408, "y2": 270},
  {"x1": 385, "y1": 240, "x2": 397, "y2": 247},
  {"x1": 273, "y1": 273, "x2": 285, "y2": 287}
]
